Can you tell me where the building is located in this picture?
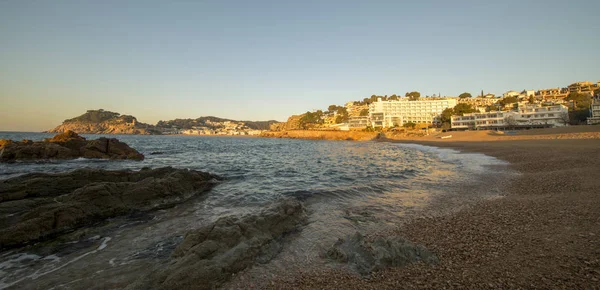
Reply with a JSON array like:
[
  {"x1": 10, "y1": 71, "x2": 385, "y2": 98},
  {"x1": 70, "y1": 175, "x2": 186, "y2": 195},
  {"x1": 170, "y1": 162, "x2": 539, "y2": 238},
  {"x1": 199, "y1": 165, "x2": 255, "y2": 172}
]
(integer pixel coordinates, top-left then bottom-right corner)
[
  {"x1": 568, "y1": 81, "x2": 598, "y2": 95},
  {"x1": 458, "y1": 97, "x2": 498, "y2": 107},
  {"x1": 503, "y1": 91, "x2": 520, "y2": 98},
  {"x1": 451, "y1": 104, "x2": 568, "y2": 130},
  {"x1": 538, "y1": 87, "x2": 568, "y2": 99},
  {"x1": 348, "y1": 116, "x2": 369, "y2": 128},
  {"x1": 369, "y1": 98, "x2": 457, "y2": 128},
  {"x1": 588, "y1": 96, "x2": 600, "y2": 125}
]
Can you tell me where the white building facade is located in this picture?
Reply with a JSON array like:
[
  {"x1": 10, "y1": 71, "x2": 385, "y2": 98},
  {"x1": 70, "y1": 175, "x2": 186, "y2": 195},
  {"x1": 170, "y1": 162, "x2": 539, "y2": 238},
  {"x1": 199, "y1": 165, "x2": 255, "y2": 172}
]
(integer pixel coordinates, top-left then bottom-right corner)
[
  {"x1": 369, "y1": 98, "x2": 457, "y2": 128},
  {"x1": 451, "y1": 104, "x2": 569, "y2": 130},
  {"x1": 588, "y1": 96, "x2": 600, "y2": 125}
]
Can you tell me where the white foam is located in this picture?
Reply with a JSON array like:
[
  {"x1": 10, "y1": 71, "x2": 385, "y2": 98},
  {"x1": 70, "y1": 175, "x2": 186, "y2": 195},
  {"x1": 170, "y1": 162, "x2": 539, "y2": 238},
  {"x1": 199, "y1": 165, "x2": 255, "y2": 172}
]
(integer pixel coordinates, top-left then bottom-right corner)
[
  {"x1": 395, "y1": 143, "x2": 508, "y2": 173},
  {"x1": 0, "y1": 237, "x2": 111, "y2": 289}
]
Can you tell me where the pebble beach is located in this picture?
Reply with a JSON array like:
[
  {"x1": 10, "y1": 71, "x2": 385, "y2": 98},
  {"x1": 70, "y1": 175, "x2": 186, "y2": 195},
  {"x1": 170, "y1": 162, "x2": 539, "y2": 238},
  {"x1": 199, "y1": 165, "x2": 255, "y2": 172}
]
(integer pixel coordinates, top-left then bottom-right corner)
[{"x1": 264, "y1": 130, "x2": 600, "y2": 289}]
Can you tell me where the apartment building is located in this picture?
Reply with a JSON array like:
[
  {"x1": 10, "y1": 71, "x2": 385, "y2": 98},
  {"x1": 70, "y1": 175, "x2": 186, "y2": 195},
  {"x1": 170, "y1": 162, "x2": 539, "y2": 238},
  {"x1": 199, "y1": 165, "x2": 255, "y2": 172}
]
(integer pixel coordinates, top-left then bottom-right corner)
[
  {"x1": 369, "y1": 98, "x2": 457, "y2": 128},
  {"x1": 588, "y1": 96, "x2": 600, "y2": 125},
  {"x1": 503, "y1": 91, "x2": 520, "y2": 98},
  {"x1": 568, "y1": 81, "x2": 599, "y2": 95},
  {"x1": 538, "y1": 87, "x2": 568, "y2": 98},
  {"x1": 451, "y1": 104, "x2": 568, "y2": 130}
]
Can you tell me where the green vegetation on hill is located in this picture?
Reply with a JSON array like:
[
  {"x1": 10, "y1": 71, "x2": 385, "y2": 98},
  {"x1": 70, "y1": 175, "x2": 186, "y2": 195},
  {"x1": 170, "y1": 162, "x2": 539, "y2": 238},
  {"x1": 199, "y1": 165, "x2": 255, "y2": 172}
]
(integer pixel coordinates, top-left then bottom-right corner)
[
  {"x1": 566, "y1": 92, "x2": 593, "y2": 124},
  {"x1": 64, "y1": 109, "x2": 131, "y2": 123},
  {"x1": 458, "y1": 92, "x2": 472, "y2": 99}
]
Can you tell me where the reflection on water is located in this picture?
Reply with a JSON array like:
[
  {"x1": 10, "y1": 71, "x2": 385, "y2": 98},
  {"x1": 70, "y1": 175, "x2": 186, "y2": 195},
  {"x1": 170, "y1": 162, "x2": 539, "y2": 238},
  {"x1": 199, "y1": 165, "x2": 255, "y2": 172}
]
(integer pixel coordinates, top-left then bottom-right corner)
[{"x1": 0, "y1": 133, "x2": 511, "y2": 289}]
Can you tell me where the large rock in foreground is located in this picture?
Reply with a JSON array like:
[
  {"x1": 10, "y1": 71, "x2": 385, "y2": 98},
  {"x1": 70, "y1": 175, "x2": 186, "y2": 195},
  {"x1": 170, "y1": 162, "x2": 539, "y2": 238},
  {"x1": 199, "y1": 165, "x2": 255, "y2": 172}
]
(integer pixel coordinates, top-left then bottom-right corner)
[
  {"x1": 0, "y1": 131, "x2": 144, "y2": 162},
  {"x1": 133, "y1": 198, "x2": 306, "y2": 290},
  {"x1": 0, "y1": 167, "x2": 220, "y2": 249}
]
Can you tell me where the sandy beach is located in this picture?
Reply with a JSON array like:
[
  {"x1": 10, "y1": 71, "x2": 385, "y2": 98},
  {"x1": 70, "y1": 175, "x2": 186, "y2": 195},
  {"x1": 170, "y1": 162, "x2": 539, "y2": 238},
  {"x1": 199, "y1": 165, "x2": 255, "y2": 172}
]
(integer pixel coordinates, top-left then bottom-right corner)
[{"x1": 265, "y1": 128, "x2": 600, "y2": 289}]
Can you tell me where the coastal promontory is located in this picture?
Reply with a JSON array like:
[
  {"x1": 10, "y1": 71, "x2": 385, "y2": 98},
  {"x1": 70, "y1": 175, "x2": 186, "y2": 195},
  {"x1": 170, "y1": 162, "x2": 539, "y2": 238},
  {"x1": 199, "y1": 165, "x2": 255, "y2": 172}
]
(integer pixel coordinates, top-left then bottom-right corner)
[{"x1": 49, "y1": 109, "x2": 161, "y2": 135}]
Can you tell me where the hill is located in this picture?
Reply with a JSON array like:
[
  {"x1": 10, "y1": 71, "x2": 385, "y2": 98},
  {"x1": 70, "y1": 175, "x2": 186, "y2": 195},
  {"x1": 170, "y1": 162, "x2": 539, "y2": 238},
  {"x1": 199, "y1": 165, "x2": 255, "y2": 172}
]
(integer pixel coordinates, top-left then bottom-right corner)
[
  {"x1": 49, "y1": 109, "x2": 160, "y2": 135},
  {"x1": 156, "y1": 116, "x2": 278, "y2": 131},
  {"x1": 48, "y1": 110, "x2": 278, "y2": 135}
]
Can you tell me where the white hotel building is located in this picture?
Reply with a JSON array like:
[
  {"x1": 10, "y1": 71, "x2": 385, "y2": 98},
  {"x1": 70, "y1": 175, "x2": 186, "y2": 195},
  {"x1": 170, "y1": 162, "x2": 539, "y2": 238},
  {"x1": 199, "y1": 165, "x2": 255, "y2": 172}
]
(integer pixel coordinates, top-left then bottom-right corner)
[
  {"x1": 451, "y1": 104, "x2": 569, "y2": 130},
  {"x1": 368, "y1": 98, "x2": 457, "y2": 128}
]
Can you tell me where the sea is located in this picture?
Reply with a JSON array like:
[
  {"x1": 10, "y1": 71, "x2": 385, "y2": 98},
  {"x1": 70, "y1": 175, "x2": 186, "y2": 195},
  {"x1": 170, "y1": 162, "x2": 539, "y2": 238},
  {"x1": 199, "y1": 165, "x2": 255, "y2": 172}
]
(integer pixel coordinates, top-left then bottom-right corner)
[{"x1": 0, "y1": 132, "x2": 512, "y2": 289}]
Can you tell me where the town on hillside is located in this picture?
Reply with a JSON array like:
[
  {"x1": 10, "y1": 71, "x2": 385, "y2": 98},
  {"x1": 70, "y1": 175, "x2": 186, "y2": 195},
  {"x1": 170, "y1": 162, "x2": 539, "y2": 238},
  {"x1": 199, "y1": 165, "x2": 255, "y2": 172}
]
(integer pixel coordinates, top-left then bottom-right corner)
[{"x1": 272, "y1": 81, "x2": 600, "y2": 133}]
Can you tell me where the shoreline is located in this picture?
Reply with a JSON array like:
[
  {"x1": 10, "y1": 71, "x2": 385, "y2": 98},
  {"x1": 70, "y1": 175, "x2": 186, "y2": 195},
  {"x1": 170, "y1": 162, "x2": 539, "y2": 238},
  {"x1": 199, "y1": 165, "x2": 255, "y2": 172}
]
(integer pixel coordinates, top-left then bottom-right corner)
[
  {"x1": 3, "y1": 129, "x2": 600, "y2": 288},
  {"x1": 265, "y1": 133, "x2": 600, "y2": 288}
]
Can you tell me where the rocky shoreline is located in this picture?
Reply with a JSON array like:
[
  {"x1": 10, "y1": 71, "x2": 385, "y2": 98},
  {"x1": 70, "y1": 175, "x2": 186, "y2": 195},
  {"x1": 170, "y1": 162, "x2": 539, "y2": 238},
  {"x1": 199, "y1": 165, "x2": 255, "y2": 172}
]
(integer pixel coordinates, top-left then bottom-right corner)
[
  {"x1": 0, "y1": 131, "x2": 144, "y2": 162},
  {"x1": 0, "y1": 167, "x2": 220, "y2": 249},
  {"x1": 260, "y1": 130, "x2": 378, "y2": 141}
]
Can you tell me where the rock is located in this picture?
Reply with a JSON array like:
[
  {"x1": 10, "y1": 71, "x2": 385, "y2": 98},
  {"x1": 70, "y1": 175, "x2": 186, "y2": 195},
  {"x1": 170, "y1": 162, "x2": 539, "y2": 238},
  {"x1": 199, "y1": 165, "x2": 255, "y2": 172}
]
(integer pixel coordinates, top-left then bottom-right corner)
[
  {"x1": 324, "y1": 232, "x2": 438, "y2": 276},
  {"x1": 0, "y1": 167, "x2": 220, "y2": 249},
  {"x1": 0, "y1": 131, "x2": 144, "y2": 162},
  {"x1": 134, "y1": 198, "x2": 306, "y2": 290},
  {"x1": 0, "y1": 139, "x2": 13, "y2": 147}
]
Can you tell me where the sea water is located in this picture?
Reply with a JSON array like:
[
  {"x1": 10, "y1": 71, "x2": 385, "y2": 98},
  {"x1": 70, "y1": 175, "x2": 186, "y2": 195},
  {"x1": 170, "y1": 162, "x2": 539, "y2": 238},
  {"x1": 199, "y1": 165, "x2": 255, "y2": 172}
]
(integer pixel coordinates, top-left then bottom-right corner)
[{"x1": 0, "y1": 133, "x2": 511, "y2": 289}]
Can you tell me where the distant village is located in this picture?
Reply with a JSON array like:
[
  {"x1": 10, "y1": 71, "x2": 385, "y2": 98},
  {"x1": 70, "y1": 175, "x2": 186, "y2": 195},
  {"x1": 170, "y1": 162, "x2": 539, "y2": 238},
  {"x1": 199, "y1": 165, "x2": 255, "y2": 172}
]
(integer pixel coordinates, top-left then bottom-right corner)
[
  {"x1": 276, "y1": 80, "x2": 600, "y2": 132},
  {"x1": 158, "y1": 119, "x2": 264, "y2": 136}
]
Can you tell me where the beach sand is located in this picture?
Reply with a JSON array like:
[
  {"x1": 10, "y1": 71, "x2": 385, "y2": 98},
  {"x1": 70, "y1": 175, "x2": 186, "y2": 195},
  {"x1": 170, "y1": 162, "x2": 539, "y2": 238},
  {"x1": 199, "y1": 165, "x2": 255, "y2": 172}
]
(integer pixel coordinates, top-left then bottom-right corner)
[{"x1": 264, "y1": 129, "x2": 600, "y2": 289}]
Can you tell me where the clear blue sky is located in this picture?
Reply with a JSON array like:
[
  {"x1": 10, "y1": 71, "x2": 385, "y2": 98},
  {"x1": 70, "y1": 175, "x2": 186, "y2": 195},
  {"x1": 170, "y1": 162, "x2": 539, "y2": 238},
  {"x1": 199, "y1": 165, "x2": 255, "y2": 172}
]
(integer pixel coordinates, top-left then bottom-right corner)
[{"x1": 1, "y1": 0, "x2": 599, "y2": 131}]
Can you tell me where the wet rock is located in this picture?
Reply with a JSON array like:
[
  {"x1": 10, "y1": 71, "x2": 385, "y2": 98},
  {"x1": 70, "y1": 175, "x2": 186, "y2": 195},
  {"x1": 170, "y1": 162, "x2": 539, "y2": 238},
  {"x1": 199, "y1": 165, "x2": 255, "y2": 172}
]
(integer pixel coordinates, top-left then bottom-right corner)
[
  {"x1": 324, "y1": 232, "x2": 438, "y2": 276},
  {"x1": 135, "y1": 198, "x2": 306, "y2": 290},
  {"x1": 0, "y1": 131, "x2": 144, "y2": 162},
  {"x1": 0, "y1": 167, "x2": 220, "y2": 249}
]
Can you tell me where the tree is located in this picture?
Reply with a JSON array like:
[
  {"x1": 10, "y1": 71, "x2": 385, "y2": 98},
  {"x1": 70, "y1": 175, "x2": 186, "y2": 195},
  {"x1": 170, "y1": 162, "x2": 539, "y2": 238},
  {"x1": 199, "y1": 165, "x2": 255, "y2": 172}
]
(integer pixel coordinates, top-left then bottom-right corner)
[
  {"x1": 566, "y1": 92, "x2": 593, "y2": 124},
  {"x1": 299, "y1": 111, "x2": 325, "y2": 128},
  {"x1": 453, "y1": 103, "x2": 477, "y2": 115},
  {"x1": 440, "y1": 108, "x2": 454, "y2": 124},
  {"x1": 328, "y1": 105, "x2": 338, "y2": 112},
  {"x1": 594, "y1": 88, "x2": 600, "y2": 96},
  {"x1": 566, "y1": 92, "x2": 592, "y2": 110},
  {"x1": 458, "y1": 92, "x2": 472, "y2": 99},
  {"x1": 499, "y1": 96, "x2": 518, "y2": 107},
  {"x1": 406, "y1": 91, "x2": 421, "y2": 101},
  {"x1": 334, "y1": 107, "x2": 349, "y2": 124},
  {"x1": 389, "y1": 94, "x2": 399, "y2": 101},
  {"x1": 528, "y1": 95, "x2": 535, "y2": 104},
  {"x1": 504, "y1": 115, "x2": 518, "y2": 129},
  {"x1": 359, "y1": 108, "x2": 369, "y2": 116},
  {"x1": 559, "y1": 111, "x2": 570, "y2": 126}
]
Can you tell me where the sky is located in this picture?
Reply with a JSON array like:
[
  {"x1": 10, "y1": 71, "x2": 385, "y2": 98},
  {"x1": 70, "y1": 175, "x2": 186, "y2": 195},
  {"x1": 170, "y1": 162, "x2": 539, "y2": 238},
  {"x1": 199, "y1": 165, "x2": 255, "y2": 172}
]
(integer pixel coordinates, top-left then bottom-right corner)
[{"x1": 1, "y1": 0, "x2": 599, "y2": 131}]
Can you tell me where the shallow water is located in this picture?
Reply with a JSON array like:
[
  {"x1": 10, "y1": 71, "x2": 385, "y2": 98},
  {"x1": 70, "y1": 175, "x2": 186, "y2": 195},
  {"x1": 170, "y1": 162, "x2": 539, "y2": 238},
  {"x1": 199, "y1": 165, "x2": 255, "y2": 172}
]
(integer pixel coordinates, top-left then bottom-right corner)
[{"x1": 0, "y1": 133, "x2": 511, "y2": 289}]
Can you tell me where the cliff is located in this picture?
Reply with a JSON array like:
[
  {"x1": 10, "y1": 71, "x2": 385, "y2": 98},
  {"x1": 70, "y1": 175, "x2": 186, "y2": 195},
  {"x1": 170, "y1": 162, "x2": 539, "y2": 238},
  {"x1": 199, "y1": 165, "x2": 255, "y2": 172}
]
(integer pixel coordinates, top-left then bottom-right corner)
[
  {"x1": 269, "y1": 114, "x2": 305, "y2": 131},
  {"x1": 49, "y1": 109, "x2": 160, "y2": 135}
]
